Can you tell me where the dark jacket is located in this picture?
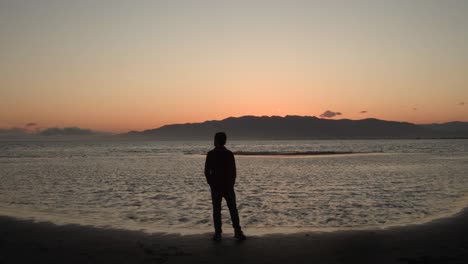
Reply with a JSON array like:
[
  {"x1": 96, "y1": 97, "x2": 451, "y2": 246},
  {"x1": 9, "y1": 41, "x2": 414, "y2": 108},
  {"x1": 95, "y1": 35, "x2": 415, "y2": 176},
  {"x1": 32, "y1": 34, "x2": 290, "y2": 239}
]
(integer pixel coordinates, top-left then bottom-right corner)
[{"x1": 204, "y1": 146, "x2": 236, "y2": 189}]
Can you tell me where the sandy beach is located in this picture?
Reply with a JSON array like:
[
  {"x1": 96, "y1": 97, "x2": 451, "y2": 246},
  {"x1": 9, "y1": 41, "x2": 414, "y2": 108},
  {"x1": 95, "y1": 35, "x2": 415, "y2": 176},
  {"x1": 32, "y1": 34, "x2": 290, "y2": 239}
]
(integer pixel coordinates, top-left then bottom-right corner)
[{"x1": 1, "y1": 209, "x2": 467, "y2": 264}]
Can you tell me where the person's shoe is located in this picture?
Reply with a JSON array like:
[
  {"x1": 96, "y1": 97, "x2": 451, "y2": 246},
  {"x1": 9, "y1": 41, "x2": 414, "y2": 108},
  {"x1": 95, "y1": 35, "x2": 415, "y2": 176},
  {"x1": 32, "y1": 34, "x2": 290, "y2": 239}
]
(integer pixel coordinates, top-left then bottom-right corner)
[
  {"x1": 212, "y1": 232, "x2": 222, "y2": 242},
  {"x1": 234, "y1": 229, "x2": 246, "y2": 241}
]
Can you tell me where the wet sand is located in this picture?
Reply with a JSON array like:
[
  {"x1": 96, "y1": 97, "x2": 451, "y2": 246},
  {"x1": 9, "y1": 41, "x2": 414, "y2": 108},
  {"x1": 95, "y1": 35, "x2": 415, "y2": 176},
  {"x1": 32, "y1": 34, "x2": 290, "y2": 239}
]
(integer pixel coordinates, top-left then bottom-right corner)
[{"x1": 1, "y1": 209, "x2": 468, "y2": 264}]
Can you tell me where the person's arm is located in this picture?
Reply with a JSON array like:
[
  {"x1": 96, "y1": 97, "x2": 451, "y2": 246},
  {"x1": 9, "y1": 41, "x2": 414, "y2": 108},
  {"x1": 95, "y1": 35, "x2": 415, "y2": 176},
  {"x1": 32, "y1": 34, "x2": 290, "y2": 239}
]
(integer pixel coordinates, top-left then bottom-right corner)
[
  {"x1": 230, "y1": 152, "x2": 237, "y2": 186},
  {"x1": 204, "y1": 152, "x2": 213, "y2": 185}
]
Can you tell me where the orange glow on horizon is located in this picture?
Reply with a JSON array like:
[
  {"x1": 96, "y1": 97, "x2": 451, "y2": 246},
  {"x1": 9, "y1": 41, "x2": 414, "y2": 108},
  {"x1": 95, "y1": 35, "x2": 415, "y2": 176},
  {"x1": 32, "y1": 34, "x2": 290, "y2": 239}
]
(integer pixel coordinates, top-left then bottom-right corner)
[{"x1": 1, "y1": 1, "x2": 467, "y2": 132}]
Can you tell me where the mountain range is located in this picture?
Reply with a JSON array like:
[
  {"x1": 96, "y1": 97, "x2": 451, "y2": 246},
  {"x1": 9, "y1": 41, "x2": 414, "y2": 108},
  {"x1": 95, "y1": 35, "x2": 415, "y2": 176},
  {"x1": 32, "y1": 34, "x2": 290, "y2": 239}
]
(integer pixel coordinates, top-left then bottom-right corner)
[{"x1": 122, "y1": 115, "x2": 468, "y2": 140}]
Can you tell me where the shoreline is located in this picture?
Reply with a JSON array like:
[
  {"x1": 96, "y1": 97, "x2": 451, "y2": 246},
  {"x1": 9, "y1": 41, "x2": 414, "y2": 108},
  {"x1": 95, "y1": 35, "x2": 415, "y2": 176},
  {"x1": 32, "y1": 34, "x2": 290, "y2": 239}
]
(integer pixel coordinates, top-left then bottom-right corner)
[
  {"x1": 1, "y1": 208, "x2": 468, "y2": 263},
  {"x1": 1, "y1": 198, "x2": 468, "y2": 236}
]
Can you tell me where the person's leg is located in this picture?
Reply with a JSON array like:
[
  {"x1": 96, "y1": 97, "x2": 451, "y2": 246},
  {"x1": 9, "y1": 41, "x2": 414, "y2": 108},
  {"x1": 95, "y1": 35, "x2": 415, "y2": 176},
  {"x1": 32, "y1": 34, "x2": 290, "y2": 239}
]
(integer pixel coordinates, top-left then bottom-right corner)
[
  {"x1": 225, "y1": 188, "x2": 246, "y2": 240},
  {"x1": 224, "y1": 187, "x2": 241, "y2": 230},
  {"x1": 210, "y1": 188, "x2": 223, "y2": 233}
]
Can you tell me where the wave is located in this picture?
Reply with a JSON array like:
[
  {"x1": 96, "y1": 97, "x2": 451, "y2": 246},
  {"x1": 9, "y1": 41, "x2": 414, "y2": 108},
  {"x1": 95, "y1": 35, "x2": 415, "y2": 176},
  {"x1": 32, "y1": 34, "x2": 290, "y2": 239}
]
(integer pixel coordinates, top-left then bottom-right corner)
[
  {"x1": 183, "y1": 150, "x2": 382, "y2": 156},
  {"x1": 232, "y1": 151, "x2": 372, "y2": 156}
]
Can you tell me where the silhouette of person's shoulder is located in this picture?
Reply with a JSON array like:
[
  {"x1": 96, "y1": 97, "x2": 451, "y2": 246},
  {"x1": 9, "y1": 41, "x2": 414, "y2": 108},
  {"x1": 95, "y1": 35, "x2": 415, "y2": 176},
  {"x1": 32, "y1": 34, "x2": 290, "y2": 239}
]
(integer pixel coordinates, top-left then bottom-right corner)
[{"x1": 208, "y1": 147, "x2": 232, "y2": 155}]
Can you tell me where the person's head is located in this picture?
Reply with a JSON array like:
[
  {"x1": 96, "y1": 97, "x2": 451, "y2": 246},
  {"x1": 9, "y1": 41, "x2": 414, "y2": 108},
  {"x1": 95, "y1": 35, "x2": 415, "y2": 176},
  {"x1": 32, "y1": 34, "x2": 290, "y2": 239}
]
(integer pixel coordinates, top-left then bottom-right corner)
[{"x1": 214, "y1": 132, "x2": 227, "y2": 147}]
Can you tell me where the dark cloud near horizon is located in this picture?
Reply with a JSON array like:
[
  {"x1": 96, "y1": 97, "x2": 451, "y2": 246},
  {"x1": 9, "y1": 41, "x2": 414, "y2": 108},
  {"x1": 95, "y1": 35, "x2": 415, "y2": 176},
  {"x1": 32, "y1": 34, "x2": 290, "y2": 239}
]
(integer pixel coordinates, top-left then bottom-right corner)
[
  {"x1": 0, "y1": 127, "x2": 27, "y2": 135},
  {"x1": 39, "y1": 127, "x2": 106, "y2": 136},
  {"x1": 0, "y1": 126, "x2": 110, "y2": 139},
  {"x1": 459, "y1": 102, "x2": 465, "y2": 106},
  {"x1": 25, "y1": 122, "x2": 37, "y2": 127},
  {"x1": 320, "y1": 110, "x2": 342, "y2": 118},
  {"x1": 359, "y1": 110, "x2": 367, "y2": 114}
]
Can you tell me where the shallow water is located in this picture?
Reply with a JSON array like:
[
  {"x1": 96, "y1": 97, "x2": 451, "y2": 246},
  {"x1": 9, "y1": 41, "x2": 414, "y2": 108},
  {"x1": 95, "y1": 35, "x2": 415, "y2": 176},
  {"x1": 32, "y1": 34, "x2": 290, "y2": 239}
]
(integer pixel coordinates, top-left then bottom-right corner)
[{"x1": 0, "y1": 140, "x2": 467, "y2": 232}]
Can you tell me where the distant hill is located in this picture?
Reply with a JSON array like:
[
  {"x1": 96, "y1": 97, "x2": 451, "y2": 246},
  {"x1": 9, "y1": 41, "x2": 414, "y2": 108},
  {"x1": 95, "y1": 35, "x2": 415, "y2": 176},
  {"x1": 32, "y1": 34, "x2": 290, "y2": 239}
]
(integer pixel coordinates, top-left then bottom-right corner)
[
  {"x1": 420, "y1": 122, "x2": 468, "y2": 137},
  {"x1": 120, "y1": 115, "x2": 468, "y2": 140}
]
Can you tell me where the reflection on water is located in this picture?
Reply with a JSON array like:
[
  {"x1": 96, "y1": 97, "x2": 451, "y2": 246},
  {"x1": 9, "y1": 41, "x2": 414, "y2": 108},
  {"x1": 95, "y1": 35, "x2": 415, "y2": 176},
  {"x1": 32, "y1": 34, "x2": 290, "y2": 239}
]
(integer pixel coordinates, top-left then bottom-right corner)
[{"x1": 0, "y1": 139, "x2": 467, "y2": 231}]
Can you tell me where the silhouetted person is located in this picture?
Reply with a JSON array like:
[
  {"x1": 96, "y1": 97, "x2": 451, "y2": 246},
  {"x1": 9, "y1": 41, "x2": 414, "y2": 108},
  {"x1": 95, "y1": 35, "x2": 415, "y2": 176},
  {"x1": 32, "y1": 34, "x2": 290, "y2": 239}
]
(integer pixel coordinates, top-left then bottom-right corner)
[{"x1": 204, "y1": 132, "x2": 246, "y2": 241}]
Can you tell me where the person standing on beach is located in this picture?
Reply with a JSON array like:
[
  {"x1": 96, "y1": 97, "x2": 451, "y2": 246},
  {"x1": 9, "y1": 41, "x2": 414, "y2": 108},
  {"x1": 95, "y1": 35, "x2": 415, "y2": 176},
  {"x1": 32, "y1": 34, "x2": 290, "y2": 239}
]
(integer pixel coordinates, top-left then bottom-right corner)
[{"x1": 204, "y1": 132, "x2": 246, "y2": 241}]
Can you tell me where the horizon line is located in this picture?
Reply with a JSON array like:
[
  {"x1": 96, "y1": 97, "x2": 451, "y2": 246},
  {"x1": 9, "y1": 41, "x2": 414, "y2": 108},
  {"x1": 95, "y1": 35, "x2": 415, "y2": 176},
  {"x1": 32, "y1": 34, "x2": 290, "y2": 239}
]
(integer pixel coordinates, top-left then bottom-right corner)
[{"x1": 2, "y1": 115, "x2": 468, "y2": 135}]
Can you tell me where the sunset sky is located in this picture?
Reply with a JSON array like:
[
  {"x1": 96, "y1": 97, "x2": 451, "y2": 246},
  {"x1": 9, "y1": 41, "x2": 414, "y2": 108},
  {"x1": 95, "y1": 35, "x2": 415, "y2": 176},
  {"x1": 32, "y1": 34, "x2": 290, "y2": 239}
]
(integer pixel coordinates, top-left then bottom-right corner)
[{"x1": 1, "y1": 0, "x2": 467, "y2": 132}]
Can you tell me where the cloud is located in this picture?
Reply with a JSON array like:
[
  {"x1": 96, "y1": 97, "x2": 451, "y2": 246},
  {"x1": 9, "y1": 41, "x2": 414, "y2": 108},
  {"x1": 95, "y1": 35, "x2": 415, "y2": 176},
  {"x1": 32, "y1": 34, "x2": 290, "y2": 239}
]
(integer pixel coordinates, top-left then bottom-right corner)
[
  {"x1": 38, "y1": 127, "x2": 105, "y2": 136},
  {"x1": 320, "y1": 110, "x2": 342, "y2": 118},
  {"x1": 413, "y1": 107, "x2": 417, "y2": 111},
  {"x1": 0, "y1": 128, "x2": 30, "y2": 141},
  {"x1": 25, "y1": 122, "x2": 37, "y2": 127},
  {"x1": 359, "y1": 110, "x2": 367, "y2": 114},
  {"x1": 0, "y1": 126, "x2": 111, "y2": 140},
  {"x1": 459, "y1": 102, "x2": 465, "y2": 106},
  {"x1": 0, "y1": 127, "x2": 27, "y2": 135}
]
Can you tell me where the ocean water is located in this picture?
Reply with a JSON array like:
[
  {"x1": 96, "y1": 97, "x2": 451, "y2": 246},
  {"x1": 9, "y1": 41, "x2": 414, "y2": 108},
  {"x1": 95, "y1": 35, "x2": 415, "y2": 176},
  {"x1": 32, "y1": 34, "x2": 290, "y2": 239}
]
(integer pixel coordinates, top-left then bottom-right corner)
[{"x1": 0, "y1": 139, "x2": 467, "y2": 233}]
